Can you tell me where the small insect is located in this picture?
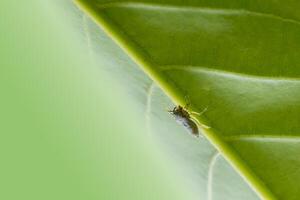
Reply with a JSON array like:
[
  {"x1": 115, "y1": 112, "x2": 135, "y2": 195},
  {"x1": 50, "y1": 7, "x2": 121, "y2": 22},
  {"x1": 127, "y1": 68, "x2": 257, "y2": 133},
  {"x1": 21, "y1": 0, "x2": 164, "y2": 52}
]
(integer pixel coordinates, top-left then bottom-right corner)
[{"x1": 169, "y1": 105, "x2": 206, "y2": 137}]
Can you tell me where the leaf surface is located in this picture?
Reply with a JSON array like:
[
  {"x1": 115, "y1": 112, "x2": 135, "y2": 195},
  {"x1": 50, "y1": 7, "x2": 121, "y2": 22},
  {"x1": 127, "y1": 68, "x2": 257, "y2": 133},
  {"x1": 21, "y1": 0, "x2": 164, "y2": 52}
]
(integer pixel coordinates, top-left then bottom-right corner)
[{"x1": 74, "y1": 0, "x2": 300, "y2": 199}]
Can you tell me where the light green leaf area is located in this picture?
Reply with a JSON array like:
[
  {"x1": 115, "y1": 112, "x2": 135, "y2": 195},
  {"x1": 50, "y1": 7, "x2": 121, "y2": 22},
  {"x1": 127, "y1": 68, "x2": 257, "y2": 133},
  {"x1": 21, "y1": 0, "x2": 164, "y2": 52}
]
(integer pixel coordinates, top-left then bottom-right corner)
[{"x1": 74, "y1": 0, "x2": 300, "y2": 199}]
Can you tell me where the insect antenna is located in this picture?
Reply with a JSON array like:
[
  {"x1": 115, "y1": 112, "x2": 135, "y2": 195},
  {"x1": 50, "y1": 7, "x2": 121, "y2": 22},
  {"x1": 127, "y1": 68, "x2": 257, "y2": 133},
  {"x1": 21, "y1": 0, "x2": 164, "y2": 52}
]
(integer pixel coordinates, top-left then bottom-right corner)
[{"x1": 184, "y1": 95, "x2": 191, "y2": 110}]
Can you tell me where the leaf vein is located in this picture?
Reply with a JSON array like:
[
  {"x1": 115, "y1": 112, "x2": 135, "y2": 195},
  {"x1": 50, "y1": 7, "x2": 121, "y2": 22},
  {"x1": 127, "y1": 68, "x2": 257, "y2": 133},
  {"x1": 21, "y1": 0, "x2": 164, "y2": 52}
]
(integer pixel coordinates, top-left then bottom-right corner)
[
  {"x1": 224, "y1": 135, "x2": 300, "y2": 142},
  {"x1": 161, "y1": 65, "x2": 300, "y2": 82},
  {"x1": 145, "y1": 82, "x2": 156, "y2": 134},
  {"x1": 207, "y1": 152, "x2": 221, "y2": 200},
  {"x1": 95, "y1": 2, "x2": 300, "y2": 26},
  {"x1": 82, "y1": 14, "x2": 94, "y2": 59}
]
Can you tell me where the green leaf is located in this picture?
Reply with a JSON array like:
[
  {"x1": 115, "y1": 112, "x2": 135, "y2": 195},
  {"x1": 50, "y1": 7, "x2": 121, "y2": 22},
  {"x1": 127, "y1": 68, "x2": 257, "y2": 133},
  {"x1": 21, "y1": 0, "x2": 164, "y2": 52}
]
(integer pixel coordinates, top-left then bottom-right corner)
[{"x1": 74, "y1": 0, "x2": 300, "y2": 199}]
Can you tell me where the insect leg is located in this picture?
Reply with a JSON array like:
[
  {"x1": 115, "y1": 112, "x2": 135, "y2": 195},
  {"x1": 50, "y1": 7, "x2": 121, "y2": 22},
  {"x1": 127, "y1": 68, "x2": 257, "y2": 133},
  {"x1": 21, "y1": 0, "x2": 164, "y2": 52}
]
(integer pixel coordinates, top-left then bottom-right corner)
[{"x1": 190, "y1": 107, "x2": 208, "y2": 116}]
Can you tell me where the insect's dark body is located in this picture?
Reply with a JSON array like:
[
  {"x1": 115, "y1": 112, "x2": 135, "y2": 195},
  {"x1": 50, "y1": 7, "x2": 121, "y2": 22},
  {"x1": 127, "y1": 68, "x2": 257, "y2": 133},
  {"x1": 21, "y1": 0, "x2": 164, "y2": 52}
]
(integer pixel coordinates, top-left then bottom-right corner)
[{"x1": 169, "y1": 106, "x2": 199, "y2": 137}]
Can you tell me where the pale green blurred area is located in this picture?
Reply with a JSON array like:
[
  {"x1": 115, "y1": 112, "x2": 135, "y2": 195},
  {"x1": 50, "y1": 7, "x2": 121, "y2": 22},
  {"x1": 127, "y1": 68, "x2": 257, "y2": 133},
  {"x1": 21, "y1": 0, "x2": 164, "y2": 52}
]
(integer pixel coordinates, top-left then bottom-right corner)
[{"x1": 0, "y1": 1, "x2": 196, "y2": 199}]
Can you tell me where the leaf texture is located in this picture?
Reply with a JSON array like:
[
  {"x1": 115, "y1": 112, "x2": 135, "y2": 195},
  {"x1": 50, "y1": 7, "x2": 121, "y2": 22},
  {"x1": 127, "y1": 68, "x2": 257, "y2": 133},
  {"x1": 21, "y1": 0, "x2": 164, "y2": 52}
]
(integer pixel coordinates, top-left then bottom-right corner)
[{"x1": 74, "y1": 0, "x2": 300, "y2": 199}]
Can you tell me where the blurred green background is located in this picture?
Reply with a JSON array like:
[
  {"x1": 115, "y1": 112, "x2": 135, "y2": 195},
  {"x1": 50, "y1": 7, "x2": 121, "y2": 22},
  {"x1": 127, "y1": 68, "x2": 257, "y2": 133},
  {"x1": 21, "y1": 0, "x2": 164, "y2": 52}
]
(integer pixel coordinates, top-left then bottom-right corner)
[{"x1": 0, "y1": 1, "x2": 196, "y2": 199}]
